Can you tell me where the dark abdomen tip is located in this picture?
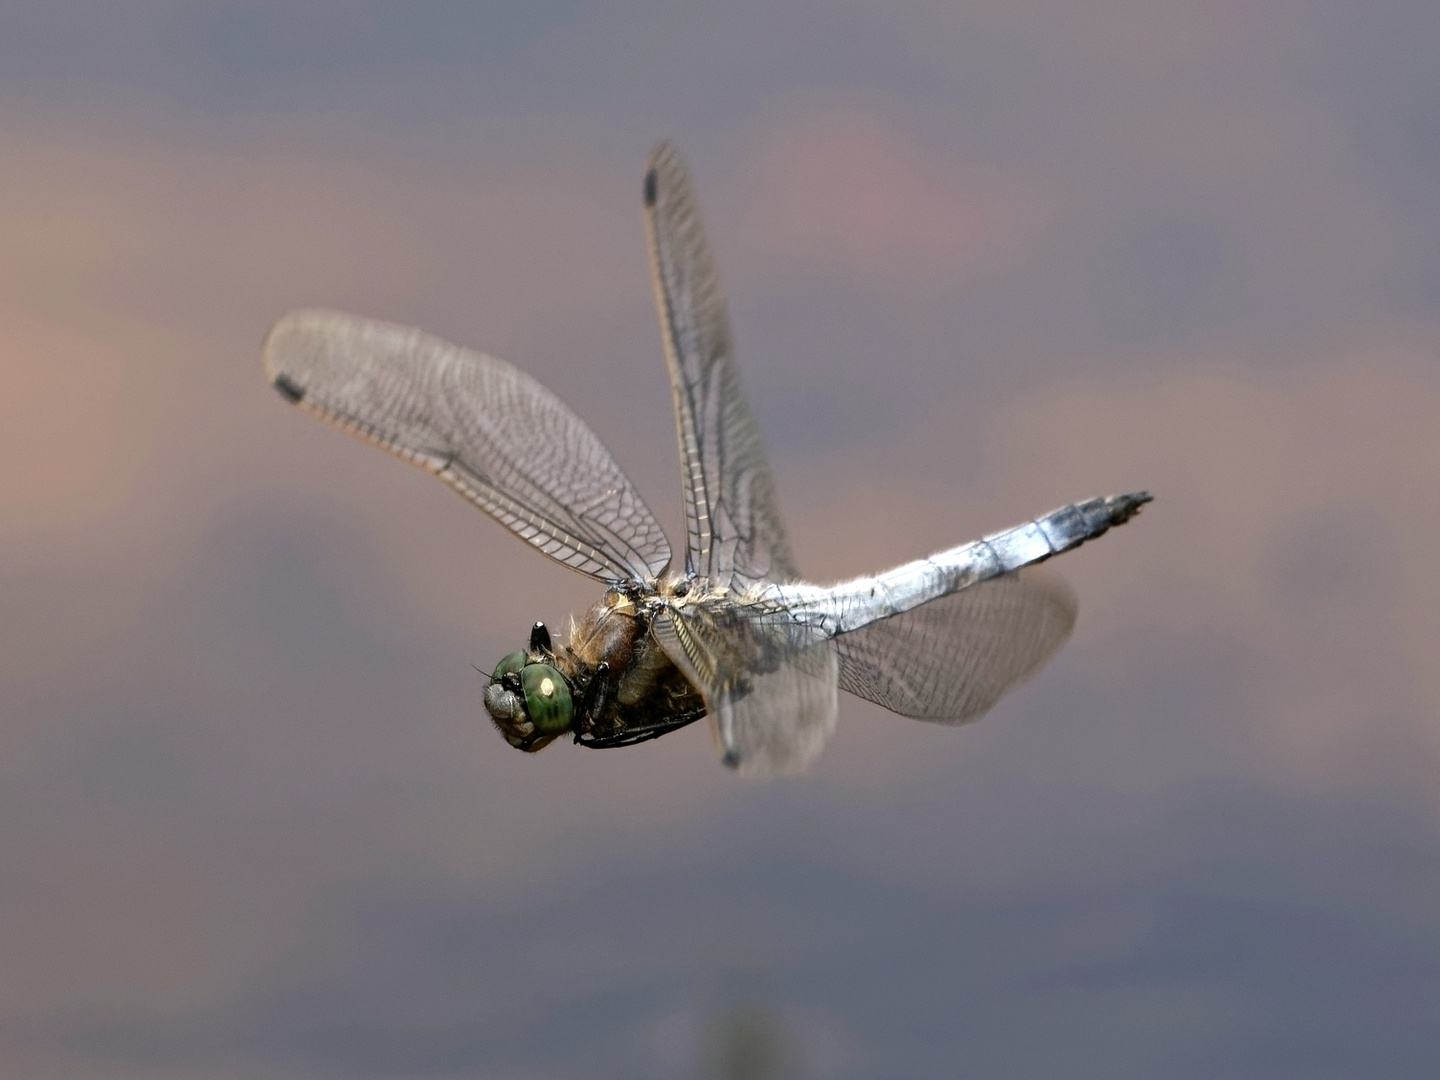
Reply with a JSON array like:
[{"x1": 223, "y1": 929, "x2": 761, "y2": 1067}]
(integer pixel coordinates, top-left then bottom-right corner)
[
  {"x1": 643, "y1": 169, "x2": 658, "y2": 207},
  {"x1": 1105, "y1": 491, "x2": 1153, "y2": 526}
]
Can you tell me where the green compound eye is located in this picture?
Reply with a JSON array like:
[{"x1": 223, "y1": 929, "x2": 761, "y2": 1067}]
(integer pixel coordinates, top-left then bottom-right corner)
[
  {"x1": 491, "y1": 650, "x2": 527, "y2": 682},
  {"x1": 521, "y1": 663, "x2": 573, "y2": 736}
]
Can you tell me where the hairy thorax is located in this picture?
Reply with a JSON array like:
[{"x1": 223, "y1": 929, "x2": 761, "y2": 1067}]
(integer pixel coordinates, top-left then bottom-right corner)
[{"x1": 560, "y1": 590, "x2": 705, "y2": 742}]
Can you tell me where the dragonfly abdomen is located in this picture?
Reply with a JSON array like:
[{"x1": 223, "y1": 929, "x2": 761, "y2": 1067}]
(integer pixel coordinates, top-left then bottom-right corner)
[{"x1": 774, "y1": 492, "x2": 1152, "y2": 638}]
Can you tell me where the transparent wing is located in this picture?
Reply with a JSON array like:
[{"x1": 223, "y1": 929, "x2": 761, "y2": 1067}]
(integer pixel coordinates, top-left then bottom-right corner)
[
  {"x1": 653, "y1": 600, "x2": 837, "y2": 778},
  {"x1": 644, "y1": 143, "x2": 798, "y2": 590},
  {"x1": 264, "y1": 309, "x2": 672, "y2": 585},
  {"x1": 835, "y1": 568, "x2": 1076, "y2": 721}
]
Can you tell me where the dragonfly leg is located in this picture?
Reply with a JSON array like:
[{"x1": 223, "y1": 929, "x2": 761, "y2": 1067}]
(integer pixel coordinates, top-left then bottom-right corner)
[{"x1": 573, "y1": 661, "x2": 611, "y2": 740}]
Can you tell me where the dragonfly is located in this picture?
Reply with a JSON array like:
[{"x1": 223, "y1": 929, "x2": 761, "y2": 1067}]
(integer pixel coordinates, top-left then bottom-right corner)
[{"x1": 263, "y1": 143, "x2": 1150, "y2": 777}]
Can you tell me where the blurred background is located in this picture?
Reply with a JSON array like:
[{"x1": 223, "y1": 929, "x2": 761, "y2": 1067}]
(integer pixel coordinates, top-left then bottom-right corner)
[{"x1": 3, "y1": 2, "x2": 1440, "y2": 1076}]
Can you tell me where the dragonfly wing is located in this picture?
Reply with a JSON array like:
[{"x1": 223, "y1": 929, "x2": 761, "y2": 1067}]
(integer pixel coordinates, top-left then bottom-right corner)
[
  {"x1": 712, "y1": 645, "x2": 837, "y2": 779},
  {"x1": 834, "y1": 568, "x2": 1076, "y2": 721},
  {"x1": 264, "y1": 309, "x2": 672, "y2": 585},
  {"x1": 653, "y1": 599, "x2": 837, "y2": 777},
  {"x1": 644, "y1": 143, "x2": 798, "y2": 589}
]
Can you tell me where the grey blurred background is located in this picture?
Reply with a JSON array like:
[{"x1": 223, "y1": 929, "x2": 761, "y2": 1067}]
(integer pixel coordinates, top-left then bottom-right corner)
[{"x1": 2, "y1": 2, "x2": 1439, "y2": 1077}]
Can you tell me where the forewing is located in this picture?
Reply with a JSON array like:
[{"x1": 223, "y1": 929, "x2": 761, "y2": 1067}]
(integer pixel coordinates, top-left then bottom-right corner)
[
  {"x1": 834, "y1": 569, "x2": 1077, "y2": 722},
  {"x1": 653, "y1": 599, "x2": 837, "y2": 778},
  {"x1": 264, "y1": 309, "x2": 671, "y2": 585},
  {"x1": 643, "y1": 143, "x2": 797, "y2": 589}
]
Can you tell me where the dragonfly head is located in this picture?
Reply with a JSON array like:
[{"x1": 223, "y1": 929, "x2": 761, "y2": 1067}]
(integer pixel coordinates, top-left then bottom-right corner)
[{"x1": 482, "y1": 622, "x2": 574, "y2": 752}]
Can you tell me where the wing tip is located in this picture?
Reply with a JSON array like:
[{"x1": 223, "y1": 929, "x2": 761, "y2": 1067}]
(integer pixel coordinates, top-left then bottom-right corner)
[
  {"x1": 644, "y1": 141, "x2": 685, "y2": 205},
  {"x1": 262, "y1": 310, "x2": 325, "y2": 404}
]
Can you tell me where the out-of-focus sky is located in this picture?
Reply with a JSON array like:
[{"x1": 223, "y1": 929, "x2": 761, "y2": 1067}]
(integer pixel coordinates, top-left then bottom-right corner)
[{"x1": 3, "y1": 2, "x2": 1439, "y2": 1077}]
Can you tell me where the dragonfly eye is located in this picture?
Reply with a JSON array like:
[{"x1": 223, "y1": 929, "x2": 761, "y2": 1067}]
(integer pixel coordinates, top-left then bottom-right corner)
[
  {"x1": 491, "y1": 649, "x2": 527, "y2": 682},
  {"x1": 521, "y1": 663, "x2": 573, "y2": 736}
]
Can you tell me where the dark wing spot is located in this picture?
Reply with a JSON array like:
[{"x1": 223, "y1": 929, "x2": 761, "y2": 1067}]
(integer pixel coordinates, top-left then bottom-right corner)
[
  {"x1": 643, "y1": 168, "x2": 658, "y2": 207},
  {"x1": 273, "y1": 374, "x2": 305, "y2": 404}
]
